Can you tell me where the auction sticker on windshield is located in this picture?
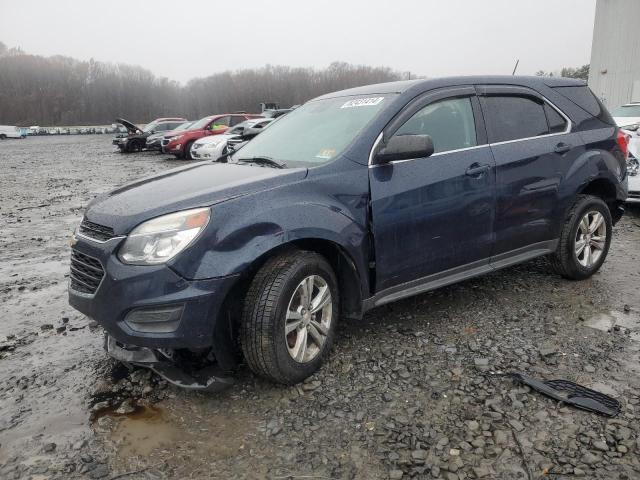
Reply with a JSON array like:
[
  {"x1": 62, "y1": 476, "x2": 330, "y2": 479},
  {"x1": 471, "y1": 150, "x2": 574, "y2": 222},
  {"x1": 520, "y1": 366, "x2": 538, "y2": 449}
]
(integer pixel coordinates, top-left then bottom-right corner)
[{"x1": 341, "y1": 97, "x2": 385, "y2": 108}]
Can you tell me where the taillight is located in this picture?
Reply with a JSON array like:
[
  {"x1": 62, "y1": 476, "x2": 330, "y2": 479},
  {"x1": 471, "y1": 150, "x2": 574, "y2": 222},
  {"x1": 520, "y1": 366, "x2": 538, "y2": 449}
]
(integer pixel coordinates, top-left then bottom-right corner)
[{"x1": 616, "y1": 129, "x2": 630, "y2": 160}]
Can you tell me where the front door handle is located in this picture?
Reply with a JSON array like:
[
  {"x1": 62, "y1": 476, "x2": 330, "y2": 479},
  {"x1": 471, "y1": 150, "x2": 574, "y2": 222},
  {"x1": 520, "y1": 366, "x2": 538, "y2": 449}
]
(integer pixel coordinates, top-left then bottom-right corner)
[
  {"x1": 554, "y1": 142, "x2": 572, "y2": 154},
  {"x1": 465, "y1": 163, "x2": 490, "y2": 177}
]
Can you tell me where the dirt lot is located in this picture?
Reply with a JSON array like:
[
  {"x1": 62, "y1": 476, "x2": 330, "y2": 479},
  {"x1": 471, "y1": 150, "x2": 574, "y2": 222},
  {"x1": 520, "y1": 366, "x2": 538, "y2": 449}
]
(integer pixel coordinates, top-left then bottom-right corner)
[{"x1": 1, "y1": 135, "x2": 639, "y2": 480}]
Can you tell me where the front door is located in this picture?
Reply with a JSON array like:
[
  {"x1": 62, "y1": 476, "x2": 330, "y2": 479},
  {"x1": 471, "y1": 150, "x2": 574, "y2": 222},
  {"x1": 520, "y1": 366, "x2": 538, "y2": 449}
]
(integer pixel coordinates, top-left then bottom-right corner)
[{"x1": 369, "y1": 87, "x2": 496, "y2": 293}]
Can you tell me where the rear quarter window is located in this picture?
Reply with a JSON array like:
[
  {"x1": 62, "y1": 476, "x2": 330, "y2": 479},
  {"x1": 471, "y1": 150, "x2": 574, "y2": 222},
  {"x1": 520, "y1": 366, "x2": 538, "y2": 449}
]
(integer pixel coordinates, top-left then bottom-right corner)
[{"x1": 552, "y1": 86, "x2": 615, "y2": 125}]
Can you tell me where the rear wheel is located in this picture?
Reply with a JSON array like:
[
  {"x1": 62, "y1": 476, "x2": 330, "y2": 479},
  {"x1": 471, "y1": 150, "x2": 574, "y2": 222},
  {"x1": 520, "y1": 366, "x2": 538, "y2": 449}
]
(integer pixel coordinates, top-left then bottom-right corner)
[
  {"x1": 240, "y1": 250, "x2": 339, "y2": 384},
  {"x1": 0, "y1": 134, "x2": 6, "y2": 140},
  {"x1": 550, "y1": 195, "x2": 612, "y2": 280}
]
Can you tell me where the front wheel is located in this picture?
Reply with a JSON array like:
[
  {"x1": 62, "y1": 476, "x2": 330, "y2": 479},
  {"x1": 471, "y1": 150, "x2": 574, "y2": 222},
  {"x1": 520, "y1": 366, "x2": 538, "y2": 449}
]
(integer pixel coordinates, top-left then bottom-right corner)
[
  {"x1": 550, "y1": 195, "x2": 612, "y2": 280},
  {"x1": 240, "y1": 250, "x2": 339, "y2": 384},
  {"x1": 184, "y1": 140, "x2": 195, "y2": 160}
]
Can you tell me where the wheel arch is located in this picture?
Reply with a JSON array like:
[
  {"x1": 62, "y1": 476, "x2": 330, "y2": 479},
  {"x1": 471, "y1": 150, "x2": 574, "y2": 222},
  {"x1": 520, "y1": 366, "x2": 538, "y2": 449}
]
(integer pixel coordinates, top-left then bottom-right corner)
[
  {"x1": 231, "y1": 237, "x2": 364, "y2": 322},
  {"x1": 578, "y1": 177, "x2": 623, "y2": 223}
]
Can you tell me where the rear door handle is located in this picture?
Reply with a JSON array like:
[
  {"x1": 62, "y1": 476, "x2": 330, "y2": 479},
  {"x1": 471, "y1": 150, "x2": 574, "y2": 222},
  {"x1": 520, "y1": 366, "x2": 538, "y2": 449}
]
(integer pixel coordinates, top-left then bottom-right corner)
[
  {"x1": 465, "y1": 163, "x2": 490, "y2": 177},
  {"x1": 554, "y1": 142, "x2": 572, "y2": 154}
]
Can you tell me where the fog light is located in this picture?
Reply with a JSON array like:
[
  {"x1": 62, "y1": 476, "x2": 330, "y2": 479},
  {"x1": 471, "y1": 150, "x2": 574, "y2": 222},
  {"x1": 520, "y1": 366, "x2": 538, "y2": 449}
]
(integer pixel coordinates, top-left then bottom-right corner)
[{"x1": 124, "y1": 304, "x2": 184, "y2": 333}]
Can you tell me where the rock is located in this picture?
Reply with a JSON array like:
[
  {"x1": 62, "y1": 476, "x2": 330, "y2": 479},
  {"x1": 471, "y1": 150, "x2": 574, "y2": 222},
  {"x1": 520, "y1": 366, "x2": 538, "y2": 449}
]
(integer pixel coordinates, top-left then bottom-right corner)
[
  {"x1": 411, "y1": 449, "x2": 427, "y2": 462},
  {"x1": 431, "y1": 465, "x2": 441, "y2": 478},
  {"x1": 584, "y1": 365, "x2": 596, "y2": 373},
  {"x1": 617, "y1": 445, "x2": 628, "y2": 454},
  {"x1": 467, "y1": 420, "x2": 480, "y2": 432},
  {"x1": 115, "y1": 399, "x2": 135, "y2": 415},
  {"x1": 40, "y1": 324, "x2": 54, "y2": 331},
  {"x1": 494, "y1": 430, "x2": 509, "y2": 446},
  {"x1": 42, "y1": 442, "x2": 56, "y2": 453},
  {"x1": 473, "y1": 466, "x2": 492, "y2": 478},
  {"x1": 449, "y1": 448, "x2": 460, "y2": 456},
  {"x1": 88, "y1": 465, "x2": 109, "y2": 479},
  {"x1": 581, "y1": 452, "x2": 601, "y2": 465},
  {"x1": 382, "y1": 392, "x2": 393, "y2": 402},
  {"x1": 623, "y1": 304, "x2": 630, "y2": 313},
  {"x1": 573, "y1": 468, "x2": 586, "y2": 476},
  {"x1": 509, "y1": 419, "x2": 525, "y2": 432},
  {"x1": 593, "y1": 440, "x2": 608, "y2": 451},
  {"x1": 389, "y1": 469, "x2": 404, "y2": 480},
  {"x1": 539, "y1": 346, "x2": 557, "y2": 357}
]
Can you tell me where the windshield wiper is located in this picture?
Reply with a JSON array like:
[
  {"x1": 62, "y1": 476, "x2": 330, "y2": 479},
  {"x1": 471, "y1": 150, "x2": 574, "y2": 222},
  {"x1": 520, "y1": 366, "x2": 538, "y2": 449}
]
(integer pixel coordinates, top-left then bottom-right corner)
[{"x1": 236, "y1": 156, "x2": 286, "y2": 169}]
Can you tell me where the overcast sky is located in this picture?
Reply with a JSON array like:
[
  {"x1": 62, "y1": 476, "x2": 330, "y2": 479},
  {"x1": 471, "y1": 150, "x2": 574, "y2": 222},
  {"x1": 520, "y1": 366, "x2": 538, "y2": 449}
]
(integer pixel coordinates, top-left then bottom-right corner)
[{"x1": 0, "y1": 0, "x2": 596, "y2": 84}]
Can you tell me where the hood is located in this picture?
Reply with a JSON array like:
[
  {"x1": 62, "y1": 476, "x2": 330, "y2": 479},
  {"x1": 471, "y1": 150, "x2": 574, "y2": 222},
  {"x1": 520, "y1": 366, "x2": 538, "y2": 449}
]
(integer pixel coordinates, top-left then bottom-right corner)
[
  {"x1": 85, "y1": 162, "x2": 308, "y2": 234},
  {"x1": 115, "y1": 118, "x2": 142, "y2": 134},
  {"x1": 195, "y1": 133, "x2": 234, "y2": 146},
  {"x1": 614, "y1": 116, "x2": 640, "y2": 129}
]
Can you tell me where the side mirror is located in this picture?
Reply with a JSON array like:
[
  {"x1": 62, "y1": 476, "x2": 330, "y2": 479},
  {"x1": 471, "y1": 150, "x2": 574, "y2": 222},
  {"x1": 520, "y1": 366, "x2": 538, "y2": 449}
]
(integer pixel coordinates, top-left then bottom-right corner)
[{"x1": 374, "y1": 134, "x2": 434, "y2": 164}]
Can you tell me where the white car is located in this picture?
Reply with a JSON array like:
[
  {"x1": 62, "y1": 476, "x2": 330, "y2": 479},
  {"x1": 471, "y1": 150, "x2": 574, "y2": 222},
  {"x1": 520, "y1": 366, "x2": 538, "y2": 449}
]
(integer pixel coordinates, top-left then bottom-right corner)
[
  {"x1": 190, "y1": 118, "x2": 274, "y2": 160},
  {"x1": 612, "y1": 104, "x2": 640, "y2": 203},
  {"x1": 0, "y1": 125, "x2": 25, "y2": 139}
]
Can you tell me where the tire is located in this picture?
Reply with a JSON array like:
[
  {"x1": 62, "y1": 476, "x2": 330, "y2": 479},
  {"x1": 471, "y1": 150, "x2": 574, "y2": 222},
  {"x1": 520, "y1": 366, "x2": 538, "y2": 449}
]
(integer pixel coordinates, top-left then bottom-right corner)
[
  {"x1": 240, "y1": 249, "x2": 339, "y2": 384},
  {"x1": 126, "y1": 140, "x2": 142, "y2": 153},
  {"x1": 550, "y1": 194, "x2": 612, "y2": 280},
  {"x1": 184, "y1": 140, "x2": 195, "y2": 160},
  {"x1": 0, "y1": 134, "x2": 6, "y2": 140}
]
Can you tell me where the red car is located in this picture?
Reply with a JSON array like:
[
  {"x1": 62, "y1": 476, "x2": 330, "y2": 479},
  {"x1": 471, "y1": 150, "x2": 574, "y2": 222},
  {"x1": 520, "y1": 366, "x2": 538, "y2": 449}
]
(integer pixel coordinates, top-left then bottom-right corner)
[{"x1": 164, "y1": 113, "x2": 262, "y2": 159}]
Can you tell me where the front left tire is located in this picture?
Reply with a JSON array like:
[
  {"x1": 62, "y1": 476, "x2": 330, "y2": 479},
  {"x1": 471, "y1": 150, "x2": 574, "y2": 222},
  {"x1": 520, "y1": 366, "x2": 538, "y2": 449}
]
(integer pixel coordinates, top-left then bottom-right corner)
[{"x1": 240, "y1": 249, "x2": 339, "y2": 384}]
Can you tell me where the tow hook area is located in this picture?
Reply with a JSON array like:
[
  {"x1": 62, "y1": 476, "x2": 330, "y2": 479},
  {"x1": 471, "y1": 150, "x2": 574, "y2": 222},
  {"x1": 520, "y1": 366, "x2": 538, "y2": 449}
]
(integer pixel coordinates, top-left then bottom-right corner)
[{"x1": 106, "y1": 335, "x2": 235, "y2": 392}]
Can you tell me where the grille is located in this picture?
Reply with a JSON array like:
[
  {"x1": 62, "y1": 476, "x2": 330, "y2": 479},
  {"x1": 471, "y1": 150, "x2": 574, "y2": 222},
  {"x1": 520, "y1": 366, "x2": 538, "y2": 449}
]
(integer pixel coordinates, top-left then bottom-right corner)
[
  {"x1": 70, "y1": 250, "x2": 104, "y2": 295},
  {"x1": 78, "y1": 219, "x2": 115, "y2": 242}
]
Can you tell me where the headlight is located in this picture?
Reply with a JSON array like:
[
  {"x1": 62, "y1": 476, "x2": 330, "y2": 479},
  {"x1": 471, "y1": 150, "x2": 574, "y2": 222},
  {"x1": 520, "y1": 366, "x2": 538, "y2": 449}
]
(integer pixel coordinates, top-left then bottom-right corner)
[
  {"x1": 118, "y1": 208, "x2": 210, "y2": 265},
  {"x1": 170, "y1": 135, "x2": 183, "y2": 142}
]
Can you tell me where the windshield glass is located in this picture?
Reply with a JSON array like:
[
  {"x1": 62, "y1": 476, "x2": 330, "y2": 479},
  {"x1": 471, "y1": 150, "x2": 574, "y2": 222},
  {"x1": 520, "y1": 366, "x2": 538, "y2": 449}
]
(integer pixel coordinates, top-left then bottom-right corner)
[
  {"x1": 190, "y1": 116, "x2": 214, "y2": 130},
  {"x1": 612, "y1": 105, "x2": 640, "y2": 117},
  {"x1": 142, "y1": 121, "x2": 159, "y2": 133},
  {"x1": 232, "y1": 95, "x2": 394, "y2": 166}
]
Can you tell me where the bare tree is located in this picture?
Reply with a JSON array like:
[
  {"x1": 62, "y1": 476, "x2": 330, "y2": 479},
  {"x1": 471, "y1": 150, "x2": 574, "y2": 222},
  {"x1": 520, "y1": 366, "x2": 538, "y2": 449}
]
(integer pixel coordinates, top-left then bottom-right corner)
[{"x1": 0, "y1": 42, "x2": 401, "y2": 126}]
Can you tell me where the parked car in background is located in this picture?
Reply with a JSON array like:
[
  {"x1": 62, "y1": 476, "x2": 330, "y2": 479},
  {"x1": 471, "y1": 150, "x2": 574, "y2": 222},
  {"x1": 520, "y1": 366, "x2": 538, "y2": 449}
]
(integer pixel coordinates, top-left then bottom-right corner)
[
  {"x1": 612, "y1": 102, "x2": 640, "y2": 130},
  {"x1": 146, "y1": 121, "x2": 193, "y2": 151},
  {"x1": 0, "y1": 125, "x2": 25, "y2": 139},
  {"x1": 261, "y1": 108, "x2": 294, "y2": 119},
  {"x1": 163, "y1": 113, "x2": 261, "y2": 159},
  {"x1": 190, "y1": 118, "x2": 274, "y2": 160},
  {"x1": 69, "y1": 76, "x2": 627, "y2": 389},
  {"x1": 113, "y1": 117, "x2": 186, "y2": 153}
]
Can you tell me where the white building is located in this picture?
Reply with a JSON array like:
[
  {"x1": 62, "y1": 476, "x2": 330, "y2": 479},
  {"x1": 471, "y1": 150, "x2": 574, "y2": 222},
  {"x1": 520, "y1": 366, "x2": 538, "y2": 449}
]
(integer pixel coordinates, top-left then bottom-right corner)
[{"x1": 589, "y1": 0, "x2": 640, "y2": 109}]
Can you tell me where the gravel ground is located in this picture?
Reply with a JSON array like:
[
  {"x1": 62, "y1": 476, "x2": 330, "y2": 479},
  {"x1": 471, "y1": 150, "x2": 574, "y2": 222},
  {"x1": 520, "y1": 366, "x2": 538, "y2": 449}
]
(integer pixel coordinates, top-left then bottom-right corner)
[{"x1": 1, "y1": 135, "x2": 639, "y2": 480}]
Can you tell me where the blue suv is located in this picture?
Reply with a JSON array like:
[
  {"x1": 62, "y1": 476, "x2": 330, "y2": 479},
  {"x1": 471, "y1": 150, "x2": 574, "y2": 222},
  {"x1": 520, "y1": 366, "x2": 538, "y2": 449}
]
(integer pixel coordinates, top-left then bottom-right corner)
[{"x1": 69, "y1": 76, "x2": 629, "y2": 389}]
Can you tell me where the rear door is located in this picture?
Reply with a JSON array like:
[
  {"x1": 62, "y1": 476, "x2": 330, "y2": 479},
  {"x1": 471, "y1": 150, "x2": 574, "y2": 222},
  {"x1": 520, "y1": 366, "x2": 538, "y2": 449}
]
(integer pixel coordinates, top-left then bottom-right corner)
[
  {"x1": 369, "y1": 87, "x2": 496, "y2": 292},
  {"x1": 477, "y1": 86, "x2": 583, "y2": 259}
]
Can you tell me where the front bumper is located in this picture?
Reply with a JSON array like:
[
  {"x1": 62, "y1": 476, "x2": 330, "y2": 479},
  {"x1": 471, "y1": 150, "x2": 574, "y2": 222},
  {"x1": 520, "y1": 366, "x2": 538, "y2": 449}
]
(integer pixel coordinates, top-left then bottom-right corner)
[
  {"x1": 106, "y1": 335, "x2": 235, "y2": 391},
  {"x1": 68, "y1": 236, "x2": 239, "y2": 349}
]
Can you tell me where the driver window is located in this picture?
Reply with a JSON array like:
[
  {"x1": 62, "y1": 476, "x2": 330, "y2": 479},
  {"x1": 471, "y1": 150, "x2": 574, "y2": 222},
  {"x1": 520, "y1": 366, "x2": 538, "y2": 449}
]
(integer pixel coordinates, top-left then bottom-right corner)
[
  {"x1": 394, "y1": 97, "x2": 477, "y2": 154},
  {"x1": 210, "y1": 116, "x2": 230, "y2": 130}
]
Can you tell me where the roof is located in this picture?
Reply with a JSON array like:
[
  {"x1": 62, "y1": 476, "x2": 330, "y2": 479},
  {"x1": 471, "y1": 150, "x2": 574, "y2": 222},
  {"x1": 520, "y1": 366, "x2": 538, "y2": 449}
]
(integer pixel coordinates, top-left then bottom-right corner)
[{"x1": 314, "y1": 76, "x2": 587, "y2": 100}]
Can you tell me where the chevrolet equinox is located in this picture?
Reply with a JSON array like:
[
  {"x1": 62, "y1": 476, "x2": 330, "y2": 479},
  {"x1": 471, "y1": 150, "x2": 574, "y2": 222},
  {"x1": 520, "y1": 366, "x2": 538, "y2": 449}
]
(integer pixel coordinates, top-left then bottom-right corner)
[{"x1": 69, "y1": 76, "x2": 629, "y2": 389}]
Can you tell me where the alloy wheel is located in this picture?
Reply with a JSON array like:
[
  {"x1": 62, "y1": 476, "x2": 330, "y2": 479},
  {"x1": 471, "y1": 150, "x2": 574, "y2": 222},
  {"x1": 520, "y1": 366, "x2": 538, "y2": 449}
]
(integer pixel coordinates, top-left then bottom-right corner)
[
  {"x1": 284, "y1": 275, "x2": 332, "y2": 363},
  {"x1": 575, "y1": 210, "x2": 607, "y2": 268}
]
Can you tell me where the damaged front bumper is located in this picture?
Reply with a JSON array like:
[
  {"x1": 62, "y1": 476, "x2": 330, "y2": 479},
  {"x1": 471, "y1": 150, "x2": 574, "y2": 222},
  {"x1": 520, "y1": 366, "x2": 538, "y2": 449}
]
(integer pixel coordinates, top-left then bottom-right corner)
[{"x1": 106, "y1": 335, "x2": 235, "y2": 392}]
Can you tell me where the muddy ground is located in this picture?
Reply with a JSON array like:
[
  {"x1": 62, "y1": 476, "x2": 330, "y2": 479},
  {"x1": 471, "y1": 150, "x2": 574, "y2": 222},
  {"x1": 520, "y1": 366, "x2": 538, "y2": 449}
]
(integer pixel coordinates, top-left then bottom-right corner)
[{"x1": 0, "y1": 135, "x2": 639, "y2": 480}]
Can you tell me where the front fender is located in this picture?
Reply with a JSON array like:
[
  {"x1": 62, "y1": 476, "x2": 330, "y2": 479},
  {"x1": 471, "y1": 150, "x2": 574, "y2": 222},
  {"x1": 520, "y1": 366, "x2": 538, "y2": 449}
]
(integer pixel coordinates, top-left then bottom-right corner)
[{"x1": 169, "y1": 185, "x2": 370, "y2": 286}]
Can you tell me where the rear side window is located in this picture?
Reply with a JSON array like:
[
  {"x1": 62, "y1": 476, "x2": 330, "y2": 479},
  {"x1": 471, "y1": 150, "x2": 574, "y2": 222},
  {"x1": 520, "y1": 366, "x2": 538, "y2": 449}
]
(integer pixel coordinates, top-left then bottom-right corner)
[
  {"x1": 394, "y1": 97, "x2": 477, "y2": 154},
  {"x1": 544, "y1": 104, "x2": 568, "y2": 133},
  {"x1": 230, "y1": 116, "x2": 247, "y2": 126},
  {"x1": 481, "y1": 96, "x2": 548, "y2": 143}
]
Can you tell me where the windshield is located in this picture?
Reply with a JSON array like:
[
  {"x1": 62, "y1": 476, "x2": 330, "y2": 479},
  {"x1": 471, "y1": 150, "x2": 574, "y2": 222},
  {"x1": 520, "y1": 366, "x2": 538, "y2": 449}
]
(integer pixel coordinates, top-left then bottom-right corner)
[
  {"x1": 190, "y1": 116, "x2": 214, "y2": 130},
  {"x1": 232, "y1": 95, "x2": 394, "y2": 166},
  {"x1": 612, "y1": 105, "x2": 640, "y2": 117},
  {"x1": 142, "y1": 121, "x2": 159, "y2": 133}
]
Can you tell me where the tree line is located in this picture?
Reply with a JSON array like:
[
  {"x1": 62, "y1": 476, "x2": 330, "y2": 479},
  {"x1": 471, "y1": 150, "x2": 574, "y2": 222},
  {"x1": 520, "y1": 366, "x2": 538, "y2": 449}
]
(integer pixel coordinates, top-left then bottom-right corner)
[{"x1": 0, "y1": 41, "x2": 402, "y2": 126}]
